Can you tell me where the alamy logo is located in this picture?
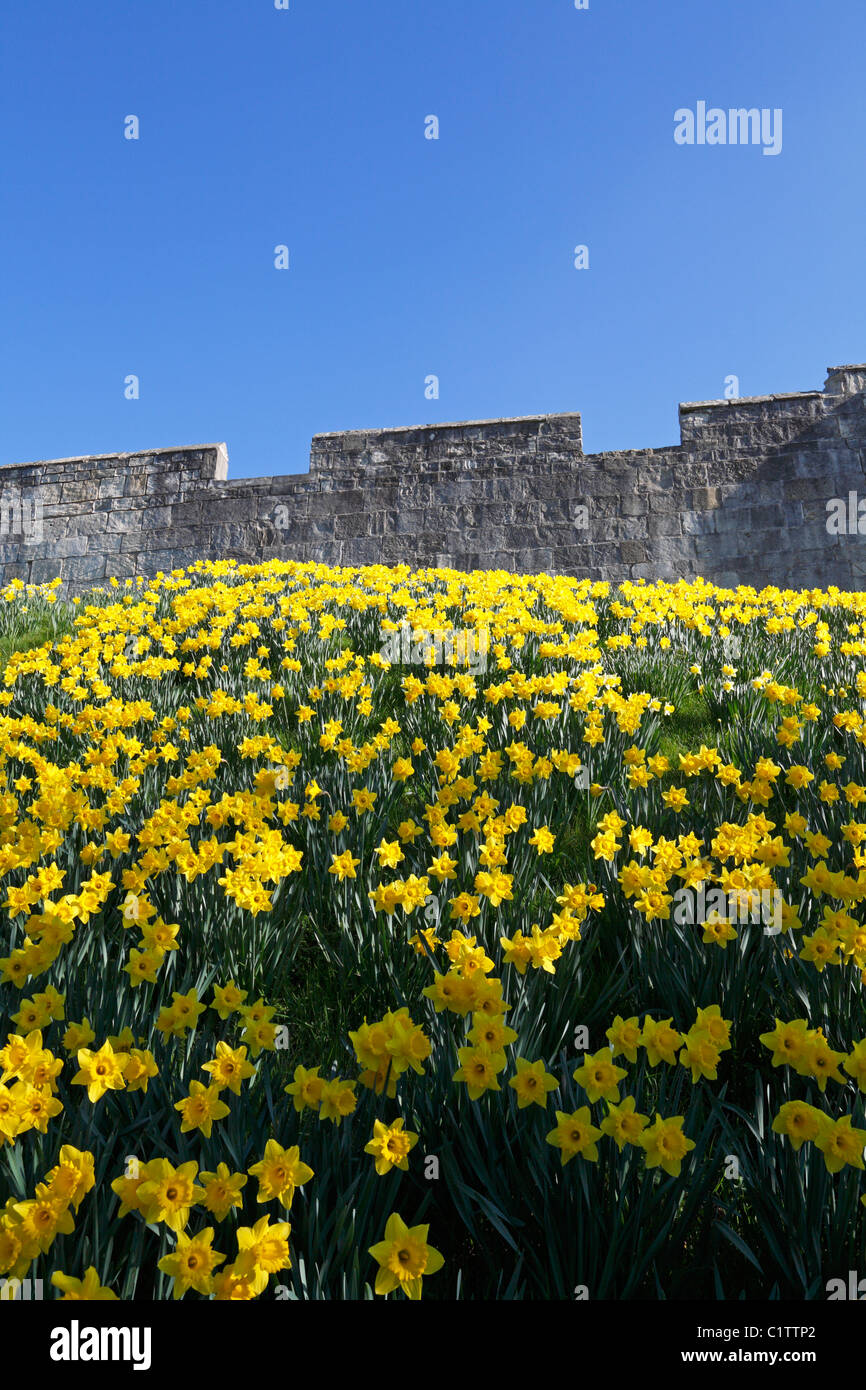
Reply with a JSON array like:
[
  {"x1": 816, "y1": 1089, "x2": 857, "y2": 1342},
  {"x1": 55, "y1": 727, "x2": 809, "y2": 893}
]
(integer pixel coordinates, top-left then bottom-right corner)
[
  {"x1": 379, "y1": 621, "x2": 488, "y2": 675},
  {"x1": 0, "y1": 1276, "x2": 43, "y2": 1299},
  {"x1": 0, "y1": 486, "x2": 43, "y2": 544},
  {"x1": 826, "y1": 493, "x2": 866, "y2": 535},
  {"x1": 49, "y1": 1320, "x2": 152, "y2": 1371},
  {"x1": 674, "y1": 102, "x2": 782, "y2": 156},
  {"x1": 672, "y1": 885, "x2": 782, "y2": 933},
  {"x1": 826, "y1": 1271, "x2": 866, "y2": 1300}
]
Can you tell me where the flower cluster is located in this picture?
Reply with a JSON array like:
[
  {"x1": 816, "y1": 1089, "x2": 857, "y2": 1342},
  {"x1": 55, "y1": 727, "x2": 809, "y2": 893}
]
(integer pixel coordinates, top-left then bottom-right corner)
[
  {"x1": 759, "y1": 1019, "x2": 866, "y2": 1092},
  {"x1": 0, "y1": 1146, "x2": 94, "y2": 1279}
]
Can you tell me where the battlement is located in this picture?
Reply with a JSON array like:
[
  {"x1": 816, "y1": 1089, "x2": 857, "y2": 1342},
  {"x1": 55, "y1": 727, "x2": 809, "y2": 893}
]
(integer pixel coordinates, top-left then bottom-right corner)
[{"x1": 1, "y1": 365, "x2": 864, "y2": 593}]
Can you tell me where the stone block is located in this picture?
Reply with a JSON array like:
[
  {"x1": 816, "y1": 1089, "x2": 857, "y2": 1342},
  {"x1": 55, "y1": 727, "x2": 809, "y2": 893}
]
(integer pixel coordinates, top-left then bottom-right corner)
[
  {"x1": 63, "y1": 555, "x2": 107, "y2": 580},
  {"x1": 620, "y1": 541, "x2": 648, "y2": 564}
]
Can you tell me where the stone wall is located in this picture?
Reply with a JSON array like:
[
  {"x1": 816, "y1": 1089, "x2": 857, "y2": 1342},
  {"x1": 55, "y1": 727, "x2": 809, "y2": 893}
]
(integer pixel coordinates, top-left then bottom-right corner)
[{"x1": 2, "y1": 365, "x2": 865, "y2": 595}]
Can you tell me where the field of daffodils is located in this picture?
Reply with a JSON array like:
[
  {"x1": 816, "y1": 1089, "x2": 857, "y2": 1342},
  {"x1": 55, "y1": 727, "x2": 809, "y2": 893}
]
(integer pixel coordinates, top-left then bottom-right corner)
[{"x1": 1, "y1": 560, "x2": 865, "y2": 1300}]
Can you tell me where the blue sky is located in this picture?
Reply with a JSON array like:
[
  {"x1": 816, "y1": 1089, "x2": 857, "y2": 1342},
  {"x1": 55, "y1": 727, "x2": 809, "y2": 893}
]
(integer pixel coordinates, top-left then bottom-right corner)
[{"x1": 1, "y1": 0, "x2": 864, "y2": 477}]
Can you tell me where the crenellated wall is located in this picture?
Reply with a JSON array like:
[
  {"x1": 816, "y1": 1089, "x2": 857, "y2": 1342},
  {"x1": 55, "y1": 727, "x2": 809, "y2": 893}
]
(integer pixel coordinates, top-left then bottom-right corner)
[{"x1": 1, "y1": 365, "x2": 865, "y2": 595}]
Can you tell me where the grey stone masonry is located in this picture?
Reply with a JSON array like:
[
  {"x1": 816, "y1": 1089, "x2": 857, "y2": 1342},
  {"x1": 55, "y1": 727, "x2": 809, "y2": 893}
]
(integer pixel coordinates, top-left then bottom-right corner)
[{"x1": 1, "y1": 367, "x2": 865, "y2": 595}]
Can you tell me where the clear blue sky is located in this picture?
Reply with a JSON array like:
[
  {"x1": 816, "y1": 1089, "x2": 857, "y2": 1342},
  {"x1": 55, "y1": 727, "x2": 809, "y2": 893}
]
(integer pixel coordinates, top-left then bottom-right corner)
[{"x1": 1, "y1": 0, "x2": 864, "y2": 477}]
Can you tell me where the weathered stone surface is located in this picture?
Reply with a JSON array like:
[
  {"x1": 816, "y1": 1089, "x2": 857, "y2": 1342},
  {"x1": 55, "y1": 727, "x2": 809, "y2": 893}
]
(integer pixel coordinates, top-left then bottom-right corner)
[{"x1": 1, "y1": 369, "x2": 865, "y2": 595}]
